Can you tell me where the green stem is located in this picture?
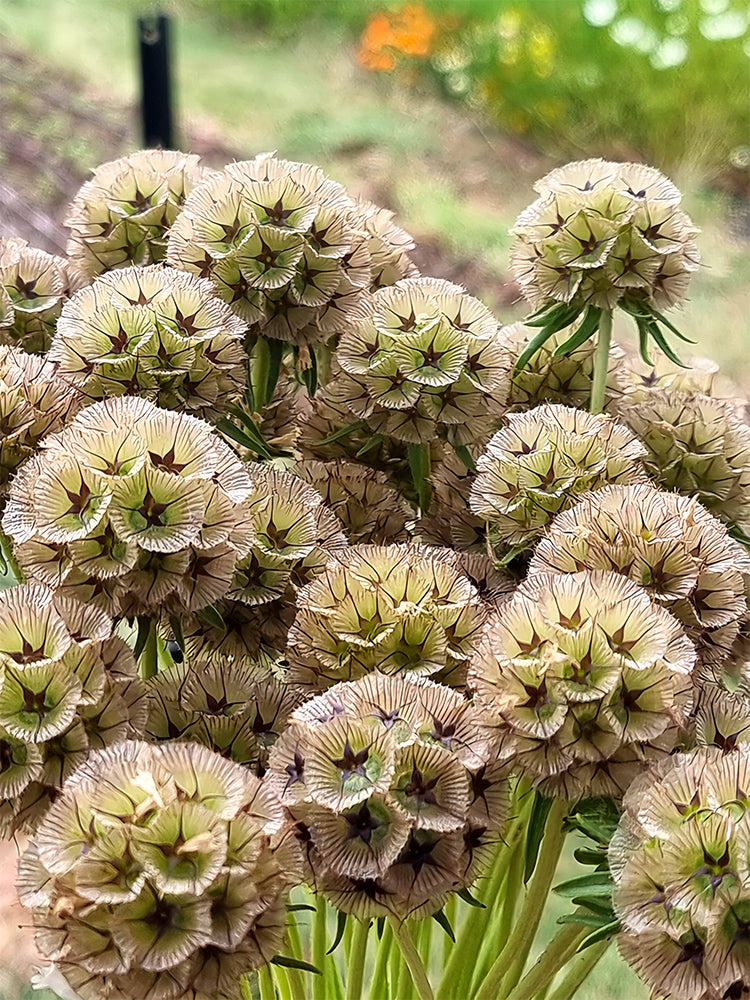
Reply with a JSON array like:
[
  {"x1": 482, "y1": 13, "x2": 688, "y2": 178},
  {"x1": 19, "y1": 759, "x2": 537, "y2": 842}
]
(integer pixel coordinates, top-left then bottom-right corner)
[
  {"x1": 408, "y1": 442, "x2": 432, "y2": 513},
  {"x1": 345, "y1": 919, "x2": 370, "y2": 1000},
  {"x1": 312, "y1": 899, "x2": 328, "y2": 1000},
  {"x1": 590, "y1": 309, "x2": 612, "y2": 414},
  {"x1": 259, "y1": 965, "x2": 277, "y2": 1000},
  {"x1": 0, "y1": 528, "x2": 22, "y2": 588},
  {"x1": 252, "y1": 336, "x2": 271, "y2": 410},
  {"x1": 138, "y1": 619, "x2": 159, "y2": 680},
  {"x1": 475, "y1": 798, "x2": 569, "y2": 1000},
  {"x1": 369, "y1": 922, "x2": 393, "y2": 1000},
  {"x1": 546, "y1": 939, "x2": 611, "y2": 1000},
  {"x1": 273, "y1": 965, "x2": 293, "y2": 1000},
  {"x1": 389, "y1": 918, "x2": 435, "y2": 1000},
  {"x1": 503, "y1": 923, "x2": 588, "y2": 1000}
]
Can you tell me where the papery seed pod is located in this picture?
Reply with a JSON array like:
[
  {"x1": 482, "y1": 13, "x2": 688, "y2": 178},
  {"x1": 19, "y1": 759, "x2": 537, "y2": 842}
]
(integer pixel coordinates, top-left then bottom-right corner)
[
  {"x1": 180, "y1": 466, "x2": 347, "y2": 659},
  {"x1": 510, "y1": 159, "x2": 699, "y2": 315},
  {"x1": 65, "y1": 149, "x2": 211, "y2": 278},
  {"x1": 0, "y1": 346, "x2": 82, "y2": 502},
  {"x1": 0, "y1": 236, "x2": 86, "y2": 353},
  {"x1": 333, "y1": 277, "x2": 511, "y2": 448},
  {"x1": 499, "y1": 321, "x2": 629, "y2": 412},
  {"x1": 294, "y1": 458, "x2": 412, "y2": 543},
  {"x1": 20, "y1": 740, "x2": 302, "y2": 1000},
  {"x1": 266, "y1": 672, "x2": 507, "y2": 919},
  {"x1": 48, "y1": 265, "x2": 246, "y2": 419},
  {"x1": 286, "y1": 543, "x2": 487, "y2": 692},
  {"x1": 471, "y1": 570, "x2": 697, "y2": 800},
  {"x1": 167, "y1": 153, "x2": 400, "y2": 346},
  {"x1": 0, "y1": 584, "x2": 146, "y2": 835},
  {"x1": 353, "y1": 197, "x2": 419, "y2": 289},
  {"x1": 416, "y1": 442, "x2": 487, "y2": 552},
  {"x1": 611, "y1": 747, "x2": 750, "y2": 1000},
  {"x1": 3, "y1": 396, "x2": 253, "y2": 617},
  {"x1": 145, "y1": 654, "x2": 305, "y2": 772},
  {"x1": 469, "y1": 403, "x2": 647, "y2": 547},
  {"x1": 619, "y1": 388, "x2": 750, "y2": 535},
  {"x1": 529, "y1": 483, "x2": 750, "y2": 668}
]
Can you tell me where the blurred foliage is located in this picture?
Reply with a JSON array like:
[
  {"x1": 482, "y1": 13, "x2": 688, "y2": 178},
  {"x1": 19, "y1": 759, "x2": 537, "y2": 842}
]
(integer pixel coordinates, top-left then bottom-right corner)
[{"x1": 205, "y1": 0, "x2": 750, "y2": 177}]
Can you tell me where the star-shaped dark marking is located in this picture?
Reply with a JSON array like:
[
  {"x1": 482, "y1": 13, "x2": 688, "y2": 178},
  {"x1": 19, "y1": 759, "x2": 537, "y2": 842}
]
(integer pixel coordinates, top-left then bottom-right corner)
[
  {"x1": 343, "y1": 803, "x2": 383, "y2": 845},
  {"x1": 402, "y1": 766, "x2": 439, "y2": 808},
  {"x1": 333, "y1": 740, "x2": 370, "y2": 786}
]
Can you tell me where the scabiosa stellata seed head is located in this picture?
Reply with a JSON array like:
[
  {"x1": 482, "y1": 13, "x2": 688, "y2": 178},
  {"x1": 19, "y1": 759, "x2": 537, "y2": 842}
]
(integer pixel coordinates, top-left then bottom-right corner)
[
  {"x1": 529, "y1": 484, "x2": 750, "y2": 669},
  {"x1": 611, "y1": 747, "x2": 750, "y2": 1000},
  {"x1": 48, "y1": 265, "x2": 246, "y2": 419},
  {"x1": 19, "y1": 740, "x2": 302, "y2": 1000},
  {"x1": 181, "y1": 466, "x2": 347, "y2": 660},
  {"x1": 353, "y1": 197, "x2": 419, "y2": 289},
  {"x1": 166, "y1": 153, "x2": 388, "y2": 346},
  {"x1": 0, "y1": 584, "x2": 146, "y2": 835},
  {"x1": 293, "y1": 459, "x2": 412, "y2": 544},
  {"x1": 469, "y1": 403, "x2": 647, "y2": 547},
  {"x1": 2, "y1": 396, "x2": 253, "y2": 617},
  {"x1": 0, "y1": 237, "x2": 86, "y2": 353},
  {"x1": 286, "y1": 543, "x2": 487, "y2": 692},
  {"x1": 266, "y1": 672, "x2": 507, "y2": 919},
  {"x1": 619, "y1": 389, "x2": 750, "y2": 537},
  {"x1": 145, "y1": 654, "x2": 305, "y2": 772},
  {"x1": 510, "y1": 159, "x2": 699, "y2": 315},
  {"x1": 471, "y1": 570, "x2": 697, "y2": 799},
  {"x1": 499, "y1": 321, "x2": 628, "y2": 412},
  {"x1": 333, "y1": 277, "x2": 511, "y2": 447},
  {"x1": 64, "y1": 149, "x2": 211, "y2": 277},
  {"x1": 0, "y1": 347, "x2": 82, "y2": 502}
]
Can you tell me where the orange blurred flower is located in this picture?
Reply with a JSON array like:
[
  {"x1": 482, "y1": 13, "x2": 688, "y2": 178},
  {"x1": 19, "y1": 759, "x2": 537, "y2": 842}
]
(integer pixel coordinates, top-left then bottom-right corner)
[{"x1": 358, "y1": 4, "x2": 437, "y2": 73}]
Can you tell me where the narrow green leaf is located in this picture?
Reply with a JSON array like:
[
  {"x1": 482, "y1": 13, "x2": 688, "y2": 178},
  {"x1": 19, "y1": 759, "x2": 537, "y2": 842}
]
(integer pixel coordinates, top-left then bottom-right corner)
[
  {"x1": 216, "y1": 417, "x2": 274, "y2": 460},
  {"x1": 496, "y1": 542, "x2": 530, "y2": 567},
  {"x1": 553, "y1": 306, "x2": 602, "y2": 356},
  {"x1": 636, "y1": 318, "x2": 654, "y2": 366},
  {"x1": 327, "y1": 909, "x2": 348, "y2": 955},
  {"x1": 648, "y1": 320, "x2": 689, "y2": 368},
  {"x1": 408, "y1": 443, "x2": 432, "y2": 513},
  {"x1": 266, "y1": 339, "x2": 285, "y2": 402},
  {"x1": 524, "y1": 791, "x2": 553, "y2": 882},
  {"x1": 457, "y1": 888, "x2": 485, "y2": 908},
  {"x1": 729, "y1": 525, "x2": 750, "y2": 549},
  {"x1": 557, "y1": 913, "x2": 610, "y2": 929},
  {"x1": 513, "y1": 324, "x2": 564, "y2": 376},
  {"x1": 272, "y1": 956, "x2": 322, "y2": 975},
  {"x1": 300, "y1": 348, "x2": 318, "y2": 396},
  {"x1": 572, "y1": 896, "x2": 615, "y2": 916},
  {"x1": 649, "y1": 307, "x2": 696, "y2": 343},
  {"x1": 133, "y1": 616, "x2": 153, "y2": 660},
  {"x1": 577, "y1": 920, "x2": 620, "y2": 951},
  {"x1": 432, "y1": 908, "x2": 456, "y2": 942},
  {"x1": 453, "y1": 443, "x2": 477, "y2": 472},
  {"x1": 524, "y1": 301, "x2": 574, "y2": 328},
  {"x1": 355, "y1": 434, "x2": 384, "y2": 458},
  {"x1": 574, "y1": 847, "x2": 607, "y2": 866},
  {"x1": 317, "y1": 421, "x2": 366, "y2": 445},
  {"x1": 168, "y1": 616, "x2": 186, "y2": 655},
  {"x1": 197, "y1": 604, "x2": 227, "y2": 631},
  {"x1": 287, "y1": 904, "x2": 317, "y2": 913},
  {"x1": 553, "y1": 873, "x2": 612, "y2": 898}
]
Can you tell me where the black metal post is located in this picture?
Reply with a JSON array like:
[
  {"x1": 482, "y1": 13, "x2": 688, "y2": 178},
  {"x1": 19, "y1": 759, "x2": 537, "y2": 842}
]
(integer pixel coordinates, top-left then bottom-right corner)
[{"x1": 138, "y1": 14, "x2": 174, "y2": 149}]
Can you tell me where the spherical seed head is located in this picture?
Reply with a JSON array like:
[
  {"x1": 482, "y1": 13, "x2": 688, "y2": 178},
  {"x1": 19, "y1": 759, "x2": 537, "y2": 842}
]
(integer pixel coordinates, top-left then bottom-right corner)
[
  {"x1": 166, "y1": 153, "x2": 376, "y2": 345},
  {"x1": 20, "y1": 740, "x2": 301, "y2": 1000},
  {"x1": 293, "y1": 459, "x2": 412, "y2": 544},
  {"x1": 0, "y1": 237, "x2": 85, "y2": 353},
  {"x1": 286, "y1": 543, "x2": 487, "y2": 692},
  {"x1": 352, "y1": 197, "x2": 419, "y2": 289},
  {"x1": 612, "y1": 747, "x2": 750, "y2": 1000},
  {"x1": 499, "y1": 321, "x2": 629, "y2": 412},
  {"x1": 266, "y1": 672, "x2": 505, "y2": 918},
  {"x1": 510, "y1": 159, "x2": 699, "y2": 314},
  {"x1": 469, "y1": 403, "x2": 647, "y2": 547},
  {"x1": 334, "y1": 277, "x2": 511, "y2": 447},
  {"x1": 2, "y1": 397, "x2": 253, "y2": 617},
  {"x1": 471, "y1": 570, "x2": 696, "y2": 799},
  {"x1": 0, "y1": 347, "x2": 82, "y2": 501},
  {"x1": 529, "y1": 483, "x2": 750, "y2": 668},
  {"x1": 48, "y1": 265, "x2": 246, "y2": 419},
  {"x1": 65, "y1": 149, "x2": 211, "y2": 278},
  {"x1": 620, "y1": 388, "x2": 750, "y2": 534},
  {"x1": 0, "y1": 585, "x2": 146, "y2": 836}
]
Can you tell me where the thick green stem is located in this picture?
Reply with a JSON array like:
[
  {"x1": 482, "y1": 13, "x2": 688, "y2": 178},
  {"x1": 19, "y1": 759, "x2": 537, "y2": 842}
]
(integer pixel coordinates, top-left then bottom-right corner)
[
  {"x1": 503, "y1": 923, "x2": 588, "y2": 1000},
  {"x1": 312, "y1": 899, "x2": 328, "y2": 1000},
  {"x1": 258, "y1": 965, "x2": 277, "y2": 1000},
  {"x1": 138, "y1": 619, "x2": 159, "y2": 681},
  {"x1": 389, "y1": 918, "x2": 435, "y2": 1000},
  {"x1": 546, "y1": 939, "x2": 611, "y2": 1000},
  {"x1": 475, "y1": 798, "x2": 569, "y2": 1000},
  {"x1": 345, "y1": 919, "x2": 370, "y2": 1000},
  {"x1": 408, "y1": 442, "x2": 432, "y2": 513},
  {"x1": 369, "y1": 922, "x2": 393, "y2": 1000},
  {"x1": 590, "y1": 309, "x2": 612, "y2": 414}
]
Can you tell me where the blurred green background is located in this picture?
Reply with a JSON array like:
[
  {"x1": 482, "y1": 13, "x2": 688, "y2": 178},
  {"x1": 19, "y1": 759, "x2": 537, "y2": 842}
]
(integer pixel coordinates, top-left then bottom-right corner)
[{"x1": 0, "y1": 0, "x2": 748, "y2": 997}]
